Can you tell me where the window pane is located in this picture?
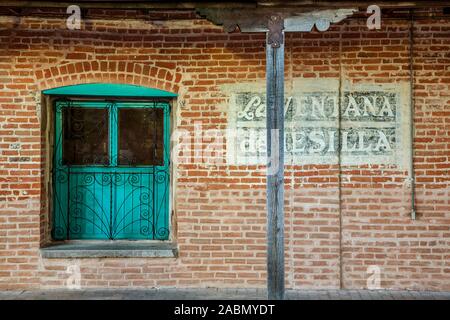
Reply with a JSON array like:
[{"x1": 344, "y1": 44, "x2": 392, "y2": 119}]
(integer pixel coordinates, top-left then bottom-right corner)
[
  {"x1": 118, "y1": 108, "x2": 164, "y2": 166},
  {"x1": 62, "y1": 107, "x2": 109, "y2": 165}
]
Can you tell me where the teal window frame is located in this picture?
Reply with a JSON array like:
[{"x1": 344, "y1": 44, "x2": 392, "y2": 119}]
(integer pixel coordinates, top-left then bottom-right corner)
[
  {"x1": 46, "y1": 84, "x2": 176, "y2": 241},
  {"x1": 53, "y1": 100, "x2": 171, "y2": 240}
]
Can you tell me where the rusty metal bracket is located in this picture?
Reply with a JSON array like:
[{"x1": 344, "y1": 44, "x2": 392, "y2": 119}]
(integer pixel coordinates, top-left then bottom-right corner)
[{"x1": 267, "y1": 15, "x2": 284, "y2": 48}]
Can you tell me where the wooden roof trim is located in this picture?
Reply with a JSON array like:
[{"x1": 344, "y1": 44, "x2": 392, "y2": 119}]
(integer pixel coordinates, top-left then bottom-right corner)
[{"x1": 0, "y1": 1, "x2": 448, "y2": 9}]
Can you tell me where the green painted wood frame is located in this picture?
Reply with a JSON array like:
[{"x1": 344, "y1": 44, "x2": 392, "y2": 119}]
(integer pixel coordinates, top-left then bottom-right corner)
[
  {"x1": 52, "y1": 100, "x2": 171, "y2": 240},
  {"x1": 43, "y1": 83, "x2": 177, "y2": 99}
]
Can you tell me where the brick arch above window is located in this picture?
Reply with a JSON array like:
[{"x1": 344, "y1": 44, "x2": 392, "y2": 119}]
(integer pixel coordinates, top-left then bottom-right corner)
[{"x1": 34, "y1": 61, "x2": 182, "y2": 94}]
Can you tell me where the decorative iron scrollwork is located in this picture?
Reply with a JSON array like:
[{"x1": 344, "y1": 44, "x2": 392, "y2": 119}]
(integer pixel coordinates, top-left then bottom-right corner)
[{"x1": 54, "y1": 170, "x2": 169, "y2": 240}]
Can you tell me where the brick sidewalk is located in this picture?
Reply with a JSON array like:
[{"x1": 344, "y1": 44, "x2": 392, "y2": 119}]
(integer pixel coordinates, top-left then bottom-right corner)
[{"x1": 0, "y1": 289, "x2": 449, "y2": 300}]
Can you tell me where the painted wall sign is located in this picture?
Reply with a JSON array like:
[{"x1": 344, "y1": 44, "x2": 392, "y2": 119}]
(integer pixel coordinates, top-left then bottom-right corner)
[{"x1": 226, "y1": 80, "x2": 411, "y2": 167}]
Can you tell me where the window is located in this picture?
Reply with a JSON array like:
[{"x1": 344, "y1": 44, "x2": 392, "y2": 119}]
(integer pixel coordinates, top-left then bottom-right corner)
[
  {"x1": 52, "y1": 101, "x2": 170, "y2": 240},
  {"x1": 62, "y1": 107, "x2": 109, "y2": 165},
  {"x1": 118, "y1": 108, "x2": 164, "y2": 166}
]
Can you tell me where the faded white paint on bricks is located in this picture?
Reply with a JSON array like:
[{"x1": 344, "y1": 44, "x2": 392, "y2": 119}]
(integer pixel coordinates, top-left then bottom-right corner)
[{"x1": 225, "y1": 80, "x2": 411, "y2": 168}]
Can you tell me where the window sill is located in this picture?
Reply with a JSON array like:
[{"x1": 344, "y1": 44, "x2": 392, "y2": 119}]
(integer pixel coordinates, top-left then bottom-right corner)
[{"x1": 40, "y1": 241, "x2": 178, "y2": 259}]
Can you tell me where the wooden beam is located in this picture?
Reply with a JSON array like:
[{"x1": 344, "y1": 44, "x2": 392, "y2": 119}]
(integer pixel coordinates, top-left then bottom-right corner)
[
  {"x1": 0, "y1": 1, "x2": 255, "y2": 9},
  {"x1": 257, "y1": 1, "x2": 450, "y2": 9},
  {"x1": 0, "y1": 1, "x2": 447, "y2": 9},
  {"x1": 197, "y1": 8, "x2": 357, "y2": 33},
  {"x1": 265, "y1": 15, "x2": 285, "y2": 301}
]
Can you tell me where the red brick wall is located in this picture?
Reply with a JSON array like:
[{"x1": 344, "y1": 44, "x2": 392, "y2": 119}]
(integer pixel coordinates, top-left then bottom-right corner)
[{"x1": 0, "y1": 9, "x2": 448, "y2": 290}]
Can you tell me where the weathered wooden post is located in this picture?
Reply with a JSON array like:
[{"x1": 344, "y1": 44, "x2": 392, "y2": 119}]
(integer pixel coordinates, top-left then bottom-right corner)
[
  {"x1": 265, "y1": 15, "x2": 285, "y2": 300},
  {"x1": 197, "y1": 7, "x2": 355, "y2": 301}
]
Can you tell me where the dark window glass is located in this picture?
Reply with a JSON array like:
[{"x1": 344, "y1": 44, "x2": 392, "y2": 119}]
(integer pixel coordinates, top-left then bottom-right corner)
[
  {"x1": 118, "y1": 108, "x2": 164, "y2": 166},
  {"x1": 62, "y1": 108, "x2": 109, "y2": 165}
]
